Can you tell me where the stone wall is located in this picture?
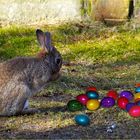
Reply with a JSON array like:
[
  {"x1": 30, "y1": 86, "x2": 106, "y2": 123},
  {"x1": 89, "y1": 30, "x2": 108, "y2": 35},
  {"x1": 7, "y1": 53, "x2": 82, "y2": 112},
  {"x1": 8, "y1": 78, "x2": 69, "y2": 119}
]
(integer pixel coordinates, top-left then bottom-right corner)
[
  {"x1": 0, "y1": 0, "x2": 81, "y2": 25},
  {"x1": 0, "y1": 0, "x2": 139, "y2": 25}
]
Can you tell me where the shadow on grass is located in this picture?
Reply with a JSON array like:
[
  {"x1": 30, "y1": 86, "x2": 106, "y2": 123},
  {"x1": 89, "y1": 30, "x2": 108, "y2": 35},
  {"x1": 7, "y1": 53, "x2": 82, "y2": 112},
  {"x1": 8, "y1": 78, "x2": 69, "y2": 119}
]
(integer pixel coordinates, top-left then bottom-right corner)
[
  {"x1": 38, "y1": 105, "x2": 67, "y2": 114},
  {"x1": 0, "y1": 120, "x2": 139, "y2": 139},
  {"x1": 0, "y1": 82, "x2": 140, "y2": 139},
  {"x1": 0, "y1": 97, "x2": 139, "y2": 139}
]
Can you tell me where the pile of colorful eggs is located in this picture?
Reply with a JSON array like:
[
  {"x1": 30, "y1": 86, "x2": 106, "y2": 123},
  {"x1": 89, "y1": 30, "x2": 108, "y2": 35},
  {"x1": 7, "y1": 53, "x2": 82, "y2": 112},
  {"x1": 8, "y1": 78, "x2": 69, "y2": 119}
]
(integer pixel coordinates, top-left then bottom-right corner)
[
  {"x1": 67, "y1": 87, "x2": 100, "y2": 112},
  {"x1": 67, "y1": 84, "x2": 140, "y2": 126}
]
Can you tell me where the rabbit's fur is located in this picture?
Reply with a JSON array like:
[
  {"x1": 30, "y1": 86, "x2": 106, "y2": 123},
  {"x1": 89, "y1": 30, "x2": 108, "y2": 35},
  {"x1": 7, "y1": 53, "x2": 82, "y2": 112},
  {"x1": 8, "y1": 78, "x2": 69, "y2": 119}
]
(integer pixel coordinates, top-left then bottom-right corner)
[{"x1": 0, "y1": 29, "x2": 62, "y2": 116}]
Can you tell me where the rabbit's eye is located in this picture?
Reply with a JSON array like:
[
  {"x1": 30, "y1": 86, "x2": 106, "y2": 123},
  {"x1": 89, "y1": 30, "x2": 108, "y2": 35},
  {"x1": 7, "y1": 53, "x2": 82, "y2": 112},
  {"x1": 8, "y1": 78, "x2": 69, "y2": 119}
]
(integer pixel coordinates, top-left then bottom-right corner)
[{"x1": 56, "y1": 58, "x2": 61, "y2": 65}]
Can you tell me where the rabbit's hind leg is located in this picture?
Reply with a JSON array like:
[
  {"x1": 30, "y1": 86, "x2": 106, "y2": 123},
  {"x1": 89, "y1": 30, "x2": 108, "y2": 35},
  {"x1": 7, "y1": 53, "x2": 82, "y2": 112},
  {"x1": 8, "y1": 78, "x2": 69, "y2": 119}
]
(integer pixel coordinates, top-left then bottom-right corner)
[{"x1": 0, "y1": 84, "x2": 30, "y2": 116}]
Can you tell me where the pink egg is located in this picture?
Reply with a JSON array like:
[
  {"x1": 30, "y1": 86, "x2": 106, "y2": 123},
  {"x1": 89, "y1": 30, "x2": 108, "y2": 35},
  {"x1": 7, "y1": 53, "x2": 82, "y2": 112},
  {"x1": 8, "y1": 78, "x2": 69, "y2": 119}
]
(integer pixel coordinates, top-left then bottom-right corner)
[
  {"x1": 129, "y1": 106, "x2": 140, "y2": 117},
  {"x1": 76, "y1": 94, "x2": 89, "y2": 105}
]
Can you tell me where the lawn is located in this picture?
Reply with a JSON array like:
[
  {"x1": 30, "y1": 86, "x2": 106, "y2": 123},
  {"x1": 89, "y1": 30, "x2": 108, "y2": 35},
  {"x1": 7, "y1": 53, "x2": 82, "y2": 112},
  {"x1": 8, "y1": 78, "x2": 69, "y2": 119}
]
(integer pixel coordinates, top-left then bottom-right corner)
[{"x1": 0, "y1": 21, "x2": 140, "y2": 139}]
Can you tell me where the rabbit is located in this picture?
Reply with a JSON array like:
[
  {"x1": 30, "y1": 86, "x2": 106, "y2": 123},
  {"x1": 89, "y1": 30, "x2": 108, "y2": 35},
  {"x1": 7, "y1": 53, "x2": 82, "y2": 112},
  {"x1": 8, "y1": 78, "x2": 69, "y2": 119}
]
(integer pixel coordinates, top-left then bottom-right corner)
[{"x1": 0, "y1": 29, "x2": 62, "y2": 116}]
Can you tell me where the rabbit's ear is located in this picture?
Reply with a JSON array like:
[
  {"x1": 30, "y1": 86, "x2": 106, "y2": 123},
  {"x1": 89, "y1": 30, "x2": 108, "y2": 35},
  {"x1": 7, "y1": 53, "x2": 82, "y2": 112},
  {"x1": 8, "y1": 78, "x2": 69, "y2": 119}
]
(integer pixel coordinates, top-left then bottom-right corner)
[
  {"x1": 36, "y1": 29, "x2": 45, "y2": 48},
  {"x1": 45, "y1": 32, "x2": 53, "y2": 53}
]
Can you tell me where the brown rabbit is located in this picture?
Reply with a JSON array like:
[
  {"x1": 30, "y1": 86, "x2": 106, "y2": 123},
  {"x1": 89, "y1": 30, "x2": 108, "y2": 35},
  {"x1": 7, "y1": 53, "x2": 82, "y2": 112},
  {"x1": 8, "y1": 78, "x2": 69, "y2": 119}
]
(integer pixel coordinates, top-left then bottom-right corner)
[{"x1": 0, "y1": 29, "x2": 62, "y2": 116}]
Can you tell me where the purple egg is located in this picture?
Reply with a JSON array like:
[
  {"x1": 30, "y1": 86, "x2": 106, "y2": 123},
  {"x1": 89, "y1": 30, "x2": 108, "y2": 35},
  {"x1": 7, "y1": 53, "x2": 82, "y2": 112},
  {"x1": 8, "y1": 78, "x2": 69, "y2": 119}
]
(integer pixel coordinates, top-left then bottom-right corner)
[
  {"x1": 126, "y1": 103, "x2": 135, "y2": 112},
  {"x1": 119, "y1": 91, "x2": 133, "y2": 101},
  {"x1": 101, "y1": 97, "x2": 115, "y2": 108}
]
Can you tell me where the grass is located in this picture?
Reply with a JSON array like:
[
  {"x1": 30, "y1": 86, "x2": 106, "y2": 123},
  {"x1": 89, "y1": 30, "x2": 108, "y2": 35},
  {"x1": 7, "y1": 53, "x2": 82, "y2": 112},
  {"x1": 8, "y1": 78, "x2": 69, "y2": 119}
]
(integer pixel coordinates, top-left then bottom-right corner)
[
  {"x1": 1, "y1": 21, "x2": 140, "y2": 138},
  {"x1": 0, "y1": 26, "x2": 37, "y2": 59}
]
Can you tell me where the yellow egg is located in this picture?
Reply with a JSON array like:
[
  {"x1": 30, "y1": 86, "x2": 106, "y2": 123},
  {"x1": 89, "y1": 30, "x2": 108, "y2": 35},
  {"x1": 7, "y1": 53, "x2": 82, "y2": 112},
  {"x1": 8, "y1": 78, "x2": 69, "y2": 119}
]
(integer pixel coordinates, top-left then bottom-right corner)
[
  {"x1": 134, "y1": 93, "x2": 140, "y2": 101},
  {"x1": 86, "y1": 99, "x2": 100, "y2": 111}
]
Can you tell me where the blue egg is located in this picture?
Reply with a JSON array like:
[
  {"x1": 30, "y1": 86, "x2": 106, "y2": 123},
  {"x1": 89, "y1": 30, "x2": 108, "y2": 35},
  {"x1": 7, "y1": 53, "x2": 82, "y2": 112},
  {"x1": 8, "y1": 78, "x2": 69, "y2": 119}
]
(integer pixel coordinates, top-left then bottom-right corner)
[
  {"x1": 75, "y1": 114, "x2": 90, "y2": 126},
  {"x1": 86, "y1": 91, "x2": 99, "y2": 99},
  {"x1": 126, "y1": 103, "x2": 135, "y2": 112},
  {"x1": 136, "y1": 101, "x2": 140, "y2": 106},
  {"x1": 135, "y1": 87, "x2": 140, "y2": 93}
]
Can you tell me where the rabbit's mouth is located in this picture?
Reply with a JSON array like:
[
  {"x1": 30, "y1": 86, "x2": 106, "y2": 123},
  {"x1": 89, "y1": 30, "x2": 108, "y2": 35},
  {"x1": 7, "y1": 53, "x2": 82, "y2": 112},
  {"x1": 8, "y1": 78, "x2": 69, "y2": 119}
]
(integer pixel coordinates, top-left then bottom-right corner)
[{"x1": 50, "y1": 72, "x2": 60, "y2": 81}]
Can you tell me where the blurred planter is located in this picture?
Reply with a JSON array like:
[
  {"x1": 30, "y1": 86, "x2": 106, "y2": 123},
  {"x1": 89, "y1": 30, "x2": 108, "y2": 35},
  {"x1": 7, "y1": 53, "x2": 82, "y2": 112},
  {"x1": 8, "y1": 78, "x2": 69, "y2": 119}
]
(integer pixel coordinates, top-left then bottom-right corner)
[{"x1": 91, "y1": 0, "x2": 129, "y2": 25}]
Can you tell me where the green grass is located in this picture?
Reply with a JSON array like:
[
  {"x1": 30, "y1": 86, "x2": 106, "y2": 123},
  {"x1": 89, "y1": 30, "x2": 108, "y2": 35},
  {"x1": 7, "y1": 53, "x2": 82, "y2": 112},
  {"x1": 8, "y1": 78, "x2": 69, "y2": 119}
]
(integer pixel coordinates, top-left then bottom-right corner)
[
  {"x1": 1, "y1": 22, "x2": 140, "y2": 138},
  {"x1": 0, "y1": 26, "x2": 37, "y2": 59}
]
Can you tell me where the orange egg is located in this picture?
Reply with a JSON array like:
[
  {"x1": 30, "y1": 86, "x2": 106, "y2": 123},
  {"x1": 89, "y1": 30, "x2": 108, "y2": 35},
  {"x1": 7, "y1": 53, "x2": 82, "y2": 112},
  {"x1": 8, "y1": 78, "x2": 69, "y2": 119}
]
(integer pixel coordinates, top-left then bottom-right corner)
[{"x1": 135, "y1": 83, "x2": 140, "y2": 87}]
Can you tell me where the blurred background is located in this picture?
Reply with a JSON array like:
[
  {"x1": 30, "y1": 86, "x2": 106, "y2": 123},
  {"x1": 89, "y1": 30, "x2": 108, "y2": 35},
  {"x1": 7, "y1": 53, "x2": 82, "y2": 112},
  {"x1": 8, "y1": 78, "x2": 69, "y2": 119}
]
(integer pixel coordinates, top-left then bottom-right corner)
[{"x1": 0, "y1": 0, "x2": 140, "y2": 26}]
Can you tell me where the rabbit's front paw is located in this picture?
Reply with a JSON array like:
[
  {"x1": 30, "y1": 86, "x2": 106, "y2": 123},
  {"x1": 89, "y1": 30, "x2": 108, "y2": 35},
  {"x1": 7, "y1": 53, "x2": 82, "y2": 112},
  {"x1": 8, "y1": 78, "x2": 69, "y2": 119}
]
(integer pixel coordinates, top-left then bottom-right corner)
[{"x1": 23, "y1": 100, "x2": 29, "y2": 110}]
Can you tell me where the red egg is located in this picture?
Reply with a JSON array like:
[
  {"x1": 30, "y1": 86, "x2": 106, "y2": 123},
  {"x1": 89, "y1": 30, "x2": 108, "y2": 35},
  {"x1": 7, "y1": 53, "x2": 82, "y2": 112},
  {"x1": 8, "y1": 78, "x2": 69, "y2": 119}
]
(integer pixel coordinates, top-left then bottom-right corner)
[
  {"x1": 107, "y1": 90, "x2": 118, "y2": 100},
  {"x1": 129, "y1": 106, "x2": 140, "y2": 117},
  {"x1": 117, "y1": 97, "x2": 129, "y2": 109},
  {"x1": 86, "y1": 86, "x2": 97, "y2": 92},
  {"x1": 76, "y1": 94, "x2": 89, "y2": 105}
]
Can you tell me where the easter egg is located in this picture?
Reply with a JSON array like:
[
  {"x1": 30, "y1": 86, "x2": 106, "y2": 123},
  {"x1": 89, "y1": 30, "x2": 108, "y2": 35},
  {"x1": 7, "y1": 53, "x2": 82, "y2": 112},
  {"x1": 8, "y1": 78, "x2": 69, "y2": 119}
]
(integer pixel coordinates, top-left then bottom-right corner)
[
  {"x1": 126, "y1": 103, "x2": 135, "y2": 112},
  {"x1": 119, "y1": 91, "x2": 133, "y2": 101},
  {"x1": 67, "y1": 100, "x2": 83, "y2": 111},
  {"x1": 136, "y1": 100, "x2": 140, "y2": 106},
  {"x1": 86, "y1": 86, "x2": 97, "y2": 92},
  {"x1": 76, "y1": 94, "x2": 89, "y2": 105},
  {"x1": 100, "y1": 97, "x2": 115, "y2": 108},
  {"x1": 135, "y1": 87, "x2": 140, "y2": 93},
  {"x1": 86, "y1": 99, "x2": 100, "y2": 110},
  {"x1": 107, "y1": 90, "x2": 118, "y2": 100},
  {"x1": 134, "y1": 93, "x2": 140, "y2": 101},
  {"x1": 75, "y1": 114, "x2": 90, "y2": 126},
  {"x1": 135, "y1": 83, "x2": 140, "y2": 87},
  {"x1": 86, "y1": 91, "x2": 99, "y2": 99},
  {"x1": 117, "y1": 97, "x2": 129, "y2": 109},
  {"x1": 135, "y1": 98, "x2": 140, "y2": 102},
  {"x1": 129, "y1": 106, "x2": 140, "y2": 117}
]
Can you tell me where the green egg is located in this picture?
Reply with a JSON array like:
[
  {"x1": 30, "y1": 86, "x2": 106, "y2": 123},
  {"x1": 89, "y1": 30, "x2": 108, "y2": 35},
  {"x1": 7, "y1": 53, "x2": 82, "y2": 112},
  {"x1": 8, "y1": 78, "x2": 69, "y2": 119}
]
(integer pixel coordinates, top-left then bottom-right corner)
[{"x1": 67, "y1": 100, "x2": 83, "y2": 111}]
